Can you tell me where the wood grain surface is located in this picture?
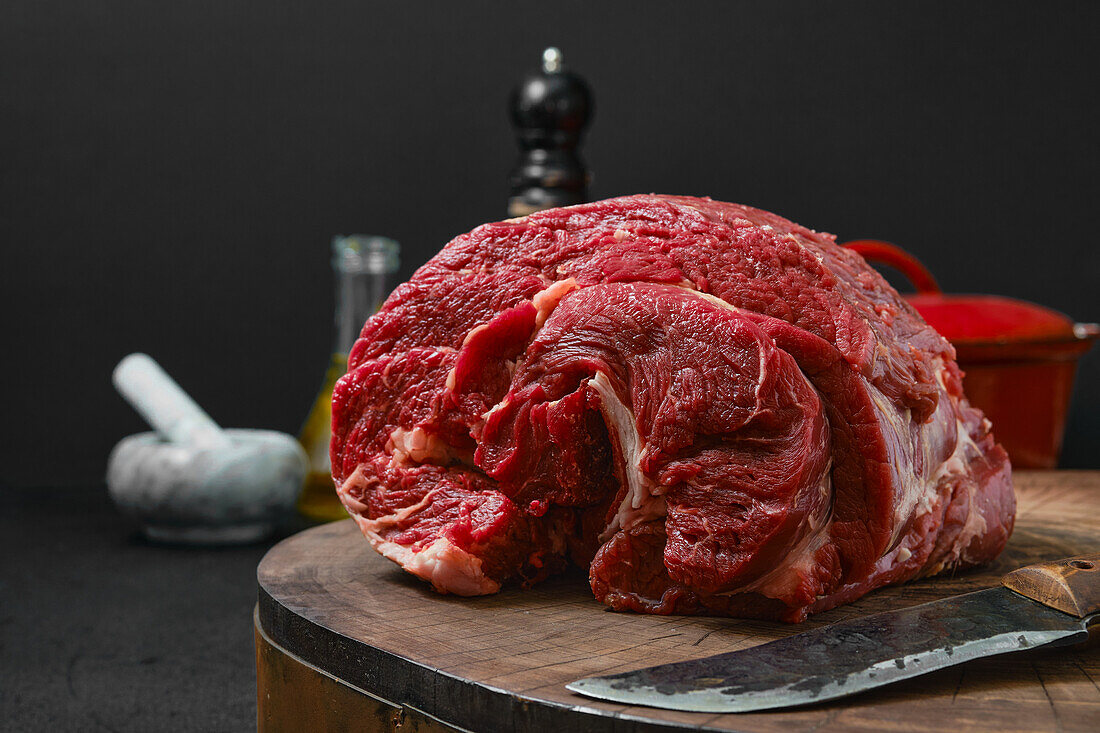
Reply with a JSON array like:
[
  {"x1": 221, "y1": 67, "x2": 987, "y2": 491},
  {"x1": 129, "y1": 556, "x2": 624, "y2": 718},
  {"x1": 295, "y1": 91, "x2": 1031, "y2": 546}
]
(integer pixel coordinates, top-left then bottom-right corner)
[{"x1": 256, "y1": 471, "x2": 1100, "y2": 732}]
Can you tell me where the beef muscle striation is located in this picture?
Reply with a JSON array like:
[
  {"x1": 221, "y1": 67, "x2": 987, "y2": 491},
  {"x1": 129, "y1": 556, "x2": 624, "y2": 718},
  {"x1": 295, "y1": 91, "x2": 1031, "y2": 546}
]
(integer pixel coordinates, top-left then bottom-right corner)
[{"x1": 330, "y1": 195, "x2": 1014, "y2": 622}]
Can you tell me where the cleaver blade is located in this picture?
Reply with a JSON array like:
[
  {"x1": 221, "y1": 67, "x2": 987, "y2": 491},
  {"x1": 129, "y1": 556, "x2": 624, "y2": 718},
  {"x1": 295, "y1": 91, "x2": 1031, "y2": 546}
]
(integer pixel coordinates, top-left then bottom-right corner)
[{"x1": 567, "y1": 553, "x2": 1099, "y2": 713}]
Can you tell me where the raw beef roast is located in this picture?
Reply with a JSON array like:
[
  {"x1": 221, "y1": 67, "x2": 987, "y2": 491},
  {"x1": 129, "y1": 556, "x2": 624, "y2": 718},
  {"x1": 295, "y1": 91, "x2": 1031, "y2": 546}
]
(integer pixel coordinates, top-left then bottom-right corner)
[{"x1": 330, "y1": 195, "x2": 1014, "y2": 622}]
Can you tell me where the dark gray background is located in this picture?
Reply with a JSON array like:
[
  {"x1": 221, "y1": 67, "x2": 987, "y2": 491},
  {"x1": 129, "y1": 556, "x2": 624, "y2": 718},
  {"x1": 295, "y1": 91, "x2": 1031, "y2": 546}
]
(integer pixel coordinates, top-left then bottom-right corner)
[
  {"x1": 3, "y1": 1, "x2": 1098, "y2": 487},
  {"x1": 0, "y1": 486, "x2": 265, "y2": 730}
]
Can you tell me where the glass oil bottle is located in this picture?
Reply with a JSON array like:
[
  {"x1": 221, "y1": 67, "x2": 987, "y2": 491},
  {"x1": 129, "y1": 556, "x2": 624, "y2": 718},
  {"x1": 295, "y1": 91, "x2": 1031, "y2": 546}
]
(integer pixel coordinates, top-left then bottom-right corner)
[{"x1": 297, "y1": 235, "x2": 400, "y2": 522}]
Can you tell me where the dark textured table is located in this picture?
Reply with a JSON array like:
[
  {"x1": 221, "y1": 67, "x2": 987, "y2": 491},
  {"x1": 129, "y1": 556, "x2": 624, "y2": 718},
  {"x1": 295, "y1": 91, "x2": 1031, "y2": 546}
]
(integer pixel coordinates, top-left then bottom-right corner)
[{"x1": 0, "y1": 484, "x2": 280, "y2": 732}]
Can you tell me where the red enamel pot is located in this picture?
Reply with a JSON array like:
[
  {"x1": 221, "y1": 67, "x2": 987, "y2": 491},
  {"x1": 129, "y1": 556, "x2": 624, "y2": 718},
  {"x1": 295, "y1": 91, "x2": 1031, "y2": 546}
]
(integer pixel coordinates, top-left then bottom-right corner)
[{"x1": 845, "y1": 239, "x2": 1099, "y2": 469}]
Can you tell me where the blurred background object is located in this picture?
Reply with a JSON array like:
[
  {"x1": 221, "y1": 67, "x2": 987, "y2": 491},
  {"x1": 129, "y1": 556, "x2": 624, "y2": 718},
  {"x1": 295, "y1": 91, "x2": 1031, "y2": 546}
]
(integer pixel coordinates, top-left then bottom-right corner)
[
  {"x1": 1, "y1": 1, "x2": 1098, "y2": 489},
  {"x1": 846, "y1": 240, "x2": 1100, "y2": 469},
  {"x1": 296, "y1": 235, "x2": 400, "y2": 521},
  {"x1": 508, "y1": 47, "x2": 594, "y2": 216},
  {"x1": 108, "y1": 353, "x2": 308, "y2": 543}
]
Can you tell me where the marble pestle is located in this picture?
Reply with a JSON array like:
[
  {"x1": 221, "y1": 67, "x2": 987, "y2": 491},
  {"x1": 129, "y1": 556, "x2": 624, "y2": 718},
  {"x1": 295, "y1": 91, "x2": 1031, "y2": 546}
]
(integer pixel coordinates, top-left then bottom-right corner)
[{"x1": 113, "y1": 353, "x2": 232, "y2": 450}]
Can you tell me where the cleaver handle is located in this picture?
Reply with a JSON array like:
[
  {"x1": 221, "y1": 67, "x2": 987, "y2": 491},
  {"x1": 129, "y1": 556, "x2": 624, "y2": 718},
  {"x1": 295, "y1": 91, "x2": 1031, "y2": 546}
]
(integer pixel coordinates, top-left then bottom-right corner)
[{"x1": 1002, "y1": 551, "x2": 1100, "y2": 618}]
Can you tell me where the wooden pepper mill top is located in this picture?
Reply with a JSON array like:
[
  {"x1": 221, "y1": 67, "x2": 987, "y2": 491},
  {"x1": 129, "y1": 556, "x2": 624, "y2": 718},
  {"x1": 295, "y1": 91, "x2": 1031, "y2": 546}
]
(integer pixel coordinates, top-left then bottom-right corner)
[{"x1": 508, "y1": 47, "x2": 594, "y2": 217}]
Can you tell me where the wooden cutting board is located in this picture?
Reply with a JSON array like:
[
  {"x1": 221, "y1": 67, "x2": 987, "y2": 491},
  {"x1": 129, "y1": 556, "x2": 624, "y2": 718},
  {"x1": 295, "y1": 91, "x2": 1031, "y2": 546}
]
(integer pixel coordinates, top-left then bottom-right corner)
[{"x1": 255, "y1": 471, "x2": 1100, "y2": 732}]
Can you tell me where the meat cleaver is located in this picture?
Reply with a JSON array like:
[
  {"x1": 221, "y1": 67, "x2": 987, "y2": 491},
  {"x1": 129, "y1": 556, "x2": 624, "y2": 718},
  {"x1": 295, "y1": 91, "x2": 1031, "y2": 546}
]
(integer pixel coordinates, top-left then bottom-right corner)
[{"x1": 567, "y1": 552, "x2": 1099, "y2": 713}]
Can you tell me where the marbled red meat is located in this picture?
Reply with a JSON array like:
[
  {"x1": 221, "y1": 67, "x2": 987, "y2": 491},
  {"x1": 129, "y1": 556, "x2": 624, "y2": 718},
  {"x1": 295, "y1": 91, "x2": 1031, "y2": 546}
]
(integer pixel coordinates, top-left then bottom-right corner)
[{"x1": 330, "y1": 195, "x2": 1015, "y2": 622}]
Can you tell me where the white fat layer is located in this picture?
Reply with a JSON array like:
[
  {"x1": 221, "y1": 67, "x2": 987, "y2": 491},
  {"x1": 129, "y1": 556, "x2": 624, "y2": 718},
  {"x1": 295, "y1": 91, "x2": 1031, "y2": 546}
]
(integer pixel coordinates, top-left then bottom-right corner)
[
  {"x1": 589, "y1": 371, "x2": 666, "y2": 540},
  {"x1": 371, "y1": 537, "x2": 500, "y2": 596},
  {"x1": 673, "y1": 287, "x2": 746, "y2": 314},
  {"x1": 864, "y1": 383, "x2": 922, "y2": 537},
  {"x1": 877, "y1": 364, "x2": 993, "y2": 576},
  {"x1": 957, "y1": 491, "x2": 989, "y2": 560},
  {"x1": 862, "y1": 356, "x2": 970, "y2": 550},
  {"x1": 925, "y1": 368, "x2": 988, "y2": 566},
  {"x1": 480, "y1": 398, "x2": 509, "y2": 424},
  {"x1": 940, "y1": 422, "x2": 988, "y2": 564},
  {"x1": 930, "y1": 417, "x2": 980, "y2": 488},
  {"x1": 533, "y1": 278, "x2": 578, "y2": 328},
  {"x1": 335, "y1": 465, "x2": 374, "y2": 515},
  {"x1": 337, "y1": 468, "x2": 499, "y2": 596},
  {"x1": 387, "y1": 426, "x2": 457, "y2": 465}
]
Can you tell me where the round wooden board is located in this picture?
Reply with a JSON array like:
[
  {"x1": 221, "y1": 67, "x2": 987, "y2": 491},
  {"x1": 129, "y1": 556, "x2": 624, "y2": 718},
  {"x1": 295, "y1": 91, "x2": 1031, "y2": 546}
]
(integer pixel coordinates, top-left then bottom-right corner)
[{"x1": 257, "y1": 471, "x2": 1100, "y2": 732}]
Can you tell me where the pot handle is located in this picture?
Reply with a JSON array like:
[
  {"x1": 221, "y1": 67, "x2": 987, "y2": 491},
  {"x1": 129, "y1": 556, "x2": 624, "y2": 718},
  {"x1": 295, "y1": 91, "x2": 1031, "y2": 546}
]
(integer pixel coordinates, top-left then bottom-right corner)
[{"x1": 842, "y1": 239, "x2": 942, "y2": 294}]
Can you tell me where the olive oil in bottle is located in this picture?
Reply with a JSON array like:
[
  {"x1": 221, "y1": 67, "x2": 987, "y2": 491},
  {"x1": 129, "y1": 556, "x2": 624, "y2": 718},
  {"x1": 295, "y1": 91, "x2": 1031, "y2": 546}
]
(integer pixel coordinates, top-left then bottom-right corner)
[{"x1": 296, "y1": 235, "x2": 399, "y2": 522}]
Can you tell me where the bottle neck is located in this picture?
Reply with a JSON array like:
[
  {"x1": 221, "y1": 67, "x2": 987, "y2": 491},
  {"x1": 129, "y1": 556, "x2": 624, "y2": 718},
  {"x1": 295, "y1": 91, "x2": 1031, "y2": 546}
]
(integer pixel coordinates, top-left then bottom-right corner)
[{"x1": 334, "y1": 269, "x2": 389, "y2": 356}]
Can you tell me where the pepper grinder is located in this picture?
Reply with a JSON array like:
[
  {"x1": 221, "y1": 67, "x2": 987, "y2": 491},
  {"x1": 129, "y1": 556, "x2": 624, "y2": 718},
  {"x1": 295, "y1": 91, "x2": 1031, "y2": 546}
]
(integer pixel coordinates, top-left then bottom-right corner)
[{"x1": 508, "y1": 47, "x2": 594, "y2": 217}]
